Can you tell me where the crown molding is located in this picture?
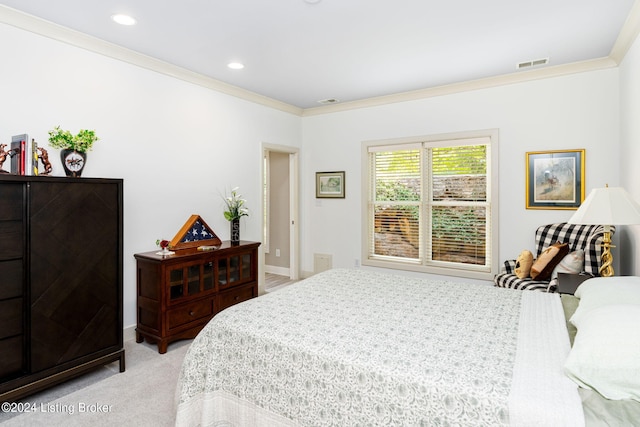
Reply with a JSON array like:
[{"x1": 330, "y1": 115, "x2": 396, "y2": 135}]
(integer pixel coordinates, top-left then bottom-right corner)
[
  {"x1": 302, "y1": 57, "x2": 618, "y2": 116},
  {"x1": 0, "y1": 5, "x2": 303, "y2": 116},
  {"x1": 1, "y1": 4, "x2": 637, "y2": 119},
  {"x1": 609, "y1": 0, "x2": 640, "y2": 64}
]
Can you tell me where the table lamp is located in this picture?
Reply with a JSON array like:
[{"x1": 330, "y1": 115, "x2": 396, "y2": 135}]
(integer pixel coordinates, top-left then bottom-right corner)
[{"x1": 567, "y1": 185, "x2": 640, "y2": 277}]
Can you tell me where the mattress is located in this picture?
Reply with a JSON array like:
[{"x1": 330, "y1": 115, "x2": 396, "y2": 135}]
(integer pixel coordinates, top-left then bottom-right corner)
[{"x1": 175, "y1": 268, "x2": 584, "y2": 426}]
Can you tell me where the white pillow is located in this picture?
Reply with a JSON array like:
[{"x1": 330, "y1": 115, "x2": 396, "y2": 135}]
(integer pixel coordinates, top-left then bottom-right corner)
[
  {"x1": 551, "y1": 250, "x2": 584, "y2": 279},
  {"x1": 564, "y1": 304, "x2": 640, "y2": 401},
  {"x1": 570, "y1": 276, "x2": 640, "y2": 325}
]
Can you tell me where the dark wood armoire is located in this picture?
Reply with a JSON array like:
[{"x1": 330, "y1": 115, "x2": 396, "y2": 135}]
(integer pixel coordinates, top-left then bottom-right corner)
[{"x1": 0, "y1": 175, "x2": 125, "y2": 402}]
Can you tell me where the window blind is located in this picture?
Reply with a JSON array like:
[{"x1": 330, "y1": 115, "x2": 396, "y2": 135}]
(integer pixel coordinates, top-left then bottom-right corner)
[
  {"x1": 370, "y1": 147, "x2": 421, "y2": 261},
  {"x1": 366, "y1": 136, "x2": 493, "y2": 274},
  {"x1": 428, "y1": 144, "x2": 490, "y2": 267}
]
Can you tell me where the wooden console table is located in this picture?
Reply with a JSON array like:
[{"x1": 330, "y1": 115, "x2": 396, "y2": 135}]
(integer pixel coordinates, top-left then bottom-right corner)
[{"x1": 134, "y1": 241, "x2": 260, "y2": 353}]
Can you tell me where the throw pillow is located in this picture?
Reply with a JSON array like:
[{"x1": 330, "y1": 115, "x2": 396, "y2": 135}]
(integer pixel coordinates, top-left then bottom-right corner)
[
  {"x1": 551, "y1": 250, "x2": 584, "y2": 279},
  {"x1": 571, "y1": 276, "x2": 640, "y2": 325},
  {"x1": 514, "y1": 250, "x2": 534, "y2": 279},
  {"x1": 564, "y1": 304, "x2": 640, "y2": 401},
  {"x1": 530, "y1": 242, "x2": 569, "y2": 281}
]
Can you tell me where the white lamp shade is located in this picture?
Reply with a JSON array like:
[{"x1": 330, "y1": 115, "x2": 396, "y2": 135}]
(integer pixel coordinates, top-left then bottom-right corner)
[{"x1": 568, "y1": 187, "x2": 640, "y2": 225}]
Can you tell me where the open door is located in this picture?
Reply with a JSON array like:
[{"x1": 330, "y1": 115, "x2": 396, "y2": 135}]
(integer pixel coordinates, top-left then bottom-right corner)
[{"x1": 263, "y1": 144, "x2": 299, "y2": 280}]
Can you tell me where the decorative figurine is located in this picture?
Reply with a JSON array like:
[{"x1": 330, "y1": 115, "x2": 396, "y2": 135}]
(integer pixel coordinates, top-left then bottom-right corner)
[
  {"x1": 38, "y1": 146, "x2": 53, "y2": 175},
  {"x1": 0, "y1": 143, "x2": 12, "y2": 173}
]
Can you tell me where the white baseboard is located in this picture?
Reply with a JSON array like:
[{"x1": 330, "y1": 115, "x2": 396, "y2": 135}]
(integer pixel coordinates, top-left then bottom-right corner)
[
  {"x1": 265, "y1": 265, "x2": 290, "y2": 276},
  {"x1": 300, "y1": 270, "x2": 314, "y2": 279},
  {"x1": 123, "y1": 325, "x2": 136, "y2": 342}
]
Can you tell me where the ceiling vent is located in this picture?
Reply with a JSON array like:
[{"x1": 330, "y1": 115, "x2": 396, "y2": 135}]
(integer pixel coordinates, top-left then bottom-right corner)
[
  {"x1": 318, "y1": 98, "x2": 340, "y2": 105},
  {"x1": 517, "y1": 58, "x2": 549, "y2": 70}
]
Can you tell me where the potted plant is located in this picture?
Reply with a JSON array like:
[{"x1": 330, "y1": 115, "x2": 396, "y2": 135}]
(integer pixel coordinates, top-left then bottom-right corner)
[
  {"x1": 223, "y1": 187, "x2": 249, "y2": 244},
  {"x1": 48, "y1": 126, "x2": 99, "y2": 177}
]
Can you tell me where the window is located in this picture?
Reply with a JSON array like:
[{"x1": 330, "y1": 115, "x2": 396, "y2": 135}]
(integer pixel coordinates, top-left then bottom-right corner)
[{"x1": 363, "y1": 130, "x2": 499, "y2": 280}]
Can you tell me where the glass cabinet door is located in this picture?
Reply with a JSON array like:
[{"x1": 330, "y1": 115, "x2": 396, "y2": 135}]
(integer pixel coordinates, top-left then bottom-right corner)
[
  {"x1": 169, "y1": 268, "x2": 184, "y2": 300},
  {"x1": 229, "y1": 256, "x2": 240, "y2": 283},
  {"x1": 187, "y1": 264, "x2": 200, "y2": 295},
  {"x1": 241, "y1": 253, "x2": 252, "y2": 280},
  {"x1": 218, "y1": 258, "x2": 228, "y2": 286},
  {"x1": 169, "y1": 262, "x2": 211, "y2": 301},
  {"x1": 218, "y1": 251, "x2": 254, "y2": 289},
  {"x1": 203, "y1": 261, "x2": 214, "y2": 291}
]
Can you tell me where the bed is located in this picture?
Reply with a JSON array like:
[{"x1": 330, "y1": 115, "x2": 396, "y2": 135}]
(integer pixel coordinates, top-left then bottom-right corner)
[{"x1": 174, "y1": 269, "x2": 640, "y2": 426}]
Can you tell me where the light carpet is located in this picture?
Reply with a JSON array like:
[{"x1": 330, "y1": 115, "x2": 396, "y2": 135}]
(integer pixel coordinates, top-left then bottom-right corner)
[
  {"x1": 0, "y1": 338, "x2": 191, "y2": 427},
  {"x1": 1, "y1": 276, "x2": 296, "y2": 427}
]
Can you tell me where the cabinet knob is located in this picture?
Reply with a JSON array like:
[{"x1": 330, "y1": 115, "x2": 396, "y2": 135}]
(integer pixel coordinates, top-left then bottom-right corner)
[
  {"x1": 234, "y1": 296, "x2": 240, "y2": 301},
  {"x1": 189, "y1": 311, "x2": 195, "y2": 316}
]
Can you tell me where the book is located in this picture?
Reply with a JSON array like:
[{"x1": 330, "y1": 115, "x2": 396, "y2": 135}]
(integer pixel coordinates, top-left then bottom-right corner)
[
  {"x1": 10, "y1": 134, "x2": 28, "y2": 175},
  {"x1": 31, "y1": 140, "x2": 39, "y2": 176},
  {"x1": 10, "y1": 135, "x2": 39, "y2": 175}
]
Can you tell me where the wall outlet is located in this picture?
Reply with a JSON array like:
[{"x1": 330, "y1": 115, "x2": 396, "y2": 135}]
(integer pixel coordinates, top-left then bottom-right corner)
[
  {"x1": 275, "y1": 249, "x2": 281, "y2": 257},
  {"x1": 354, "y1": 259, "x2": 360, "y2": 268}
]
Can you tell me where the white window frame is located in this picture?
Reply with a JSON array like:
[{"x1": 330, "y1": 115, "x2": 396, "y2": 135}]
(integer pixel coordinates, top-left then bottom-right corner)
[{"x1": 361, "y1": 129, "x2": 500, "y2": 281}]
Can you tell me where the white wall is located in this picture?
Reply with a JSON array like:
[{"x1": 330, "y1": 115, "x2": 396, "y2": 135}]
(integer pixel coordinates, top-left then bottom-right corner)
[
  {"x1": 2, "y1": 19, "x2": 636, "y2": 329},
  {"x1": 619, "y1": 31, "x2": 640, "y2": 275},
  {"x1": 301, "y1": 70, "x2": 621, "y2": 280},
  {"x1": 0, "y1": 23, "x2": 302, "y2": 328}
]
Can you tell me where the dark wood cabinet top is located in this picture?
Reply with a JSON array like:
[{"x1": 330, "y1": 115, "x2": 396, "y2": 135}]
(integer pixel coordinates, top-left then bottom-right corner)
[{"x1": 134, "y1": 240, "x2": 260, "y2": 262}]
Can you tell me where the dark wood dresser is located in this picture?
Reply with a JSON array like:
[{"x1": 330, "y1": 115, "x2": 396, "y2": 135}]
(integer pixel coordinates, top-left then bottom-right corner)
[
  {"x1": 134, "y1": 241, "x2": 260, "y2": 353},
  {"x1": 0, "y1": 175, "x2": 125, "y2": 402}
]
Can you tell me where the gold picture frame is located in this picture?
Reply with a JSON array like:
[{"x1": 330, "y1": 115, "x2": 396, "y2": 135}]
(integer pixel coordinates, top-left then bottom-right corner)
[{"x1": 526, "y1": 149, "x2": 585, "y2": 210}]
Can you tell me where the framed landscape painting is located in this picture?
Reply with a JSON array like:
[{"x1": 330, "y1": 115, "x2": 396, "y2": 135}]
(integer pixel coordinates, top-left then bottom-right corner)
[
  {"x1": 316, "y1": 171, "x2": 345, "y2": 198},
  {"x1": 526, "y1": 149, "x2": 585, "y2": 209}
]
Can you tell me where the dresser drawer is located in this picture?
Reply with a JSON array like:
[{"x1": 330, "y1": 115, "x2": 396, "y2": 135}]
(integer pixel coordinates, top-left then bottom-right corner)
[
  {"x1": 217, "y1": 284, "x2": 255, "y2": 313},
  {"x1": 0, "y1": 221, "x2": 22, "y2": 260},
  {"x1": 167, "y1": 299, "x2": 214, "y2": 331},
  {"x1": 0, "y1": 335, "x2": 24, "y2": 379},
  {"x1": 0, "y1": 298, "x2": 23, "y2": 340},
  {"x1": 0, "y1": 259, "x2": 22, "y2": 300},
  {"x1": 0, "y1": 184, "x2": 22, "y2": 220}
]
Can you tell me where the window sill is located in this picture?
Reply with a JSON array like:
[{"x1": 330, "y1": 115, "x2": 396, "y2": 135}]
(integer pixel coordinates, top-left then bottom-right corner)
[{"x1": 363, "y1": 258, "x2": 496, "y2": 282}]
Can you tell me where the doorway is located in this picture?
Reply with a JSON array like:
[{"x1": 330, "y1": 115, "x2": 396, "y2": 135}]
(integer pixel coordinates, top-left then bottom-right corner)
[{"x1": 262, "y1": 144, "x2": 299, "y2": 280}]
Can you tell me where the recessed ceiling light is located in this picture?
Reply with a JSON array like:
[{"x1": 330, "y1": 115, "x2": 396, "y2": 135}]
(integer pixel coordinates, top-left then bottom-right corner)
[
  {"x1": 228, "y1": 62, "x2": 245, "y2": 70},
  {"x1": 318, "y1": 98, "x2": 340, "y2": 104},
  {"x1": 304, "y1": 0, "x2": 322, "y2": 3},
  {"x1": 111, "y1": 14, "x2": 136, "y2": 26}
]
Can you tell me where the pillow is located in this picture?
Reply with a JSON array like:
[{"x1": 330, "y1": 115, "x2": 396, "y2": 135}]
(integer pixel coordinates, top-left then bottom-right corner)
[
  {"x1": 571, "y1": 276, "x2": 640, "y2": 325},
  {"x1": 551, "y1": 250, "x2": 584, "y2": 279},
  {"x1": 514, "y1": 250, "x2": 533, "y2": 279},
  {"x1": 530, "y1": 242, "x2": 569, "y2": 281},
  {"x1": 564, "y1": 304, "x2": 640, "y2": 401}
]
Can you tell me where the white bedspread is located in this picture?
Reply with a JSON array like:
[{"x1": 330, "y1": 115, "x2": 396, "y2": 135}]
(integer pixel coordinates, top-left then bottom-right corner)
[{"x1": 175, "y1": 268, "x2": 584, "y2": 426}]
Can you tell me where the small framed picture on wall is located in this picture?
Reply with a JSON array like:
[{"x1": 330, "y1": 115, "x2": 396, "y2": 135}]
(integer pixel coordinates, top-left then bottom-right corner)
[
  {"x1": 316, "y1": 171, "x2": 345, "y2": 198},
  {"x1": 526, "y1": 149, "x2": 585, "y2": 209}
]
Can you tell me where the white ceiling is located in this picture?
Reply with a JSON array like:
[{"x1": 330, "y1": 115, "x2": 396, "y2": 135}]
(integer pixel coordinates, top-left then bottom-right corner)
[{"x1": 0, "y1": 0, "x2": 637, "y2": 110}]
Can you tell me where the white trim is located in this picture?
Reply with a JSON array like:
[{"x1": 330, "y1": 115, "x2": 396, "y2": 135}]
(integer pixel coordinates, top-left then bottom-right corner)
[
  {"x1": 265, "y1": 265, "x2": 291, "y2": 276},
  {"x1": 303, "y1": 58, "x2": 617, "y2": 116},
  {"x1": 2, "y1": 4, "x2": 639, "y2": 117},
  {"x1": 609, "y1": 0, "x2": 640, "y2": 64},
  {"x1": 361, "y1": 129, "x2": 499, "y2": 281},
  {"x1": 0, "y1": 5, "x2": 302, "y2": 116},
  {"x1": 289, "y1": 151, "x2": 300, "y2": 280},
  {"x1": 262, "y1": 143, "x2": 300, "y2": 281},
  {"x1": 263, "y1": 150, "x2": 270, "y2": 254},
  {"x1": 123, "y1": 325, "x2": 136, "y2": 342}
]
